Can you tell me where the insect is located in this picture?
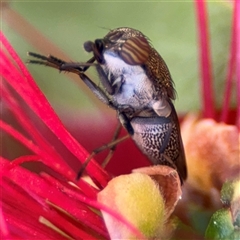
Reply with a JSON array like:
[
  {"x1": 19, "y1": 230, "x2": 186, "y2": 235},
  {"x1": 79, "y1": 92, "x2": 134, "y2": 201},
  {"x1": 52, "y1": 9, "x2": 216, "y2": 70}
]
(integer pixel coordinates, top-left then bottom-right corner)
[{"x1": 28, "y1": 27, "x2": 187, "y2": 183}]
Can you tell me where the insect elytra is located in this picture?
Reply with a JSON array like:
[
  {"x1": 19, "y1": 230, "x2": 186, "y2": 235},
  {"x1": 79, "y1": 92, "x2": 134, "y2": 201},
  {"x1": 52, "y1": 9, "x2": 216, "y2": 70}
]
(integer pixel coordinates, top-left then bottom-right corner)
[
  {"x1": 120, "y1": 36, "x2": 150, "y2": 65},
  {"x1": 28, "y1": 27, "x2": 187, "y2": 183}
]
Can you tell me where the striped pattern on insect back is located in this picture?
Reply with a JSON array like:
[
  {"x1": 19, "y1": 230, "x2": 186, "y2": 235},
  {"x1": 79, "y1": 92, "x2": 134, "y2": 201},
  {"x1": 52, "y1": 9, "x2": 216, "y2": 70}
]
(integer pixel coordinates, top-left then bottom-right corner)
[{"x1": 120, "y1": 36, "x2": 150, "y2": 65}]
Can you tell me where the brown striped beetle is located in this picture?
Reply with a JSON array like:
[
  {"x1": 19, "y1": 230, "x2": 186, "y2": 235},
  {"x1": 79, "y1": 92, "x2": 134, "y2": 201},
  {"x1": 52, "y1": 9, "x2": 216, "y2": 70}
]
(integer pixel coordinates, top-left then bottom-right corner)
[{"x1": 28, "y1": 27, "x2": 187, "y2": 183}]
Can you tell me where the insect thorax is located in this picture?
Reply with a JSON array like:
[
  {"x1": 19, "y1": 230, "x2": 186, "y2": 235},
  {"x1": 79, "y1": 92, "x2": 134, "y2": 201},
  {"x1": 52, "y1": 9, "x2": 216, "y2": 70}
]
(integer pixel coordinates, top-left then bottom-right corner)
[{"x1": 97, "y1": 51, "x2": 172, "y2": 119}]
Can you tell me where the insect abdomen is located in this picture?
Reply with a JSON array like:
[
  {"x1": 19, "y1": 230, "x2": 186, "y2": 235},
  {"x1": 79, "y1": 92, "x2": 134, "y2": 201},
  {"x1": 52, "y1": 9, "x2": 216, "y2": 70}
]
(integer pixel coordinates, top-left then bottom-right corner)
[{"x1": 130, "y1": 115, "x2": 186, "y2": 182}]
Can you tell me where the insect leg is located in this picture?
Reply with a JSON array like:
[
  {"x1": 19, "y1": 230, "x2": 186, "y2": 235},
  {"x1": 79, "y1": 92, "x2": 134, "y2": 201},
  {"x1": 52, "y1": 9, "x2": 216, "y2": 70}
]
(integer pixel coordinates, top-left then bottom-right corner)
[
  {"x1": 101, "y1": 122, "x2": 122, "y2": 168},
  {"x1": 76, "y1": 132, "x2": 130, "y2": 179},
  {"x1": 27, "y1": 52, "x2": 95, "y2": 73},
  {"x1": 118, "y1": 111, "x2": 134, "y2": 135},
  {"x1": 78, "y1": 72, "x2": 116, "y2": 110},
  {"x1": 28, "y1": 52, "x2": 117, "y2": 110},
  {"x1": 76, "y1": 109, "x2": 133, "y2": 179},
  {"x1": 60, "y1": 57, "x2": 96, "y2": 73}
]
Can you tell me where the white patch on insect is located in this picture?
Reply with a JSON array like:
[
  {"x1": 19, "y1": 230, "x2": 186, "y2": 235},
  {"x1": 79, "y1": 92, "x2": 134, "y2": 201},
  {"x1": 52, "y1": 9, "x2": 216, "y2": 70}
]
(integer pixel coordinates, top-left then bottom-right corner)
[
  {"x1": 152, "y1": 100, "x2": 171, "y2": 117},
  {"x1": 103, "y1": 51, "x2": 171, "y2": 117},
  {"x1": 104, "y1": 51, "x2": 142, "y2": 75}
]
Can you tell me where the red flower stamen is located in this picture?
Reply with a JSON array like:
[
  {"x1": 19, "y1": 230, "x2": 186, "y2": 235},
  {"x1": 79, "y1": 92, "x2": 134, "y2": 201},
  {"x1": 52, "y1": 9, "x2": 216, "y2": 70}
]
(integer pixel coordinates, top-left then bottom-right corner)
[
  {"x1": 236, "y1": 0, "x2": 240, "y2": 129},
  {"x1": 221, "y1": 0, "x2": 237, "y2": 123},
  {"x1": 195, "y1": 0, "x2": 215, "y2": 119},
  {"x1": 0, "y1": 32, "x2": 111, "y2": 187}
]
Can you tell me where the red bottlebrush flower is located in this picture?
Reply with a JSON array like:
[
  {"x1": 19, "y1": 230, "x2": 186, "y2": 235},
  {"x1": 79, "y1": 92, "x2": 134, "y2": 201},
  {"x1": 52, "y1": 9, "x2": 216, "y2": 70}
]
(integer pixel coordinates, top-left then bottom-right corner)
[
  {"x1": 0, "y1": 32, "x2": 108, "y2": 239},
  {"x1": 0, "y1": 32, "x2": 181, "y2": 239}
]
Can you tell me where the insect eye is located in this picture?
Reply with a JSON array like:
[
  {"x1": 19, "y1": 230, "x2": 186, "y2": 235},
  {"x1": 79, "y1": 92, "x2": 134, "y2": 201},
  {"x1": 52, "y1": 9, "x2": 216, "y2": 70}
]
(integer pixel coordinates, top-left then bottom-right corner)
[
  {"x1": 95, "y1": 39, "x2": 104, "y2": 52},
  {"x1": 119, "y1": 36, "x2": 150, "y2": 65}
]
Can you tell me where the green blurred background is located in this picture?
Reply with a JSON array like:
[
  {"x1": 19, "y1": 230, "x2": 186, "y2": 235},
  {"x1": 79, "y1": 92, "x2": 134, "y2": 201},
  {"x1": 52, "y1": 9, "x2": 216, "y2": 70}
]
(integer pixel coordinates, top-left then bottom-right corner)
[{"x1": 2, "y1": 1, "x2": 233, "y2": 117}]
